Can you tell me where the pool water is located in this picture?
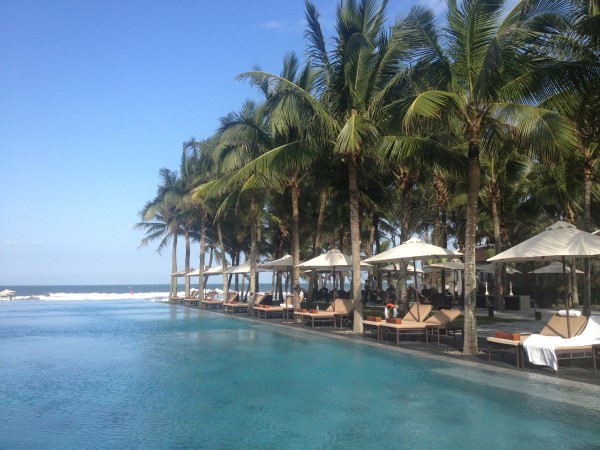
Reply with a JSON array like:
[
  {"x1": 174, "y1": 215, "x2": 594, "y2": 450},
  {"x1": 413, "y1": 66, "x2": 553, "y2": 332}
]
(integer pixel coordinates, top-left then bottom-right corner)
[{"x1": 1, "y1": 300, "x2": 599, "y2": 449}]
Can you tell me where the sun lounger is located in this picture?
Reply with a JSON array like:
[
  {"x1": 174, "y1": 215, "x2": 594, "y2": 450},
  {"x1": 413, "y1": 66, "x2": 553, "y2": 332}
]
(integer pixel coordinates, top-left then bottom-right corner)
[
  {"x1": 223, "y1": 292, "x2": 246, "y2": 313},
  {"x1": 487, "y1": 314, "x2": 591, "y2": 370},
  {"x1": 363, "y1": 304, "x2": 433, "y2": 341},
  {"x1": 423, "y1": 309, "x2": 463, "y2": 344},
  {"x1": 182, "y1": 289, "x2": 201, "y2": 307},
  {"x1": 201, "y1": 291, "x2": 226, "y2": 310},
  {"x1": 333, "y1": 300, "x2": 354, "y2": 328},
  {"x1": 223, "y1": 302, "x2": 248, "y2": 313},
  {"x1": 522, "y1": 314, "x2": 599, "y2": 371},
  {"x1": 254, "y1": 304, "x2": 294, "y2": 319},
  {"x1": 297, "y1": 302, "x2": 336, "y2": 328},
  {"x1": 292, "y1": 300, "x2": 351, "y2": 328},
  {"x1": 380, "y1": 308, "x2": 459, "y2": 345},
  {"x1": 486, "y1": 333, "x2": 530, "y2": 368}
]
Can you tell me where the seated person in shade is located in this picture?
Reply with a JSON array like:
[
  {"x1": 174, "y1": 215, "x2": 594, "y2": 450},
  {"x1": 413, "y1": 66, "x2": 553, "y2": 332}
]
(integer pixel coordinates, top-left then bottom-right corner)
[{"x1": 386, "y1": 286, "x2": 397, "y2": 302}]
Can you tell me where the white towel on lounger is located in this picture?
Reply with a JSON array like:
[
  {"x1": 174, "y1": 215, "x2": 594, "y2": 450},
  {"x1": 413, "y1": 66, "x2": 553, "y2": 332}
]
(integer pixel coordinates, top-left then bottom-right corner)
[
  {"x1": 523, "y1": 315, "x2": 600, "y2": 370},
  {"x1": 558, "y1": 310, "x2": 581, "y2": 317}
]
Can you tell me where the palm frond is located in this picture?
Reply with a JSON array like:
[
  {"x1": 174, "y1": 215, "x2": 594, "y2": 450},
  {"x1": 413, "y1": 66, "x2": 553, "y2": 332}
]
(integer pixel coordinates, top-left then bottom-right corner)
[
  {"x1": 403, "y1": 90, "x2": 464, "y2": 130},
  {"x1": 491, "y1": 102, "x2": 579, "y2": 162},
  {"x1": 334, "y1": 113, "x2": 378, "y2": 155}
]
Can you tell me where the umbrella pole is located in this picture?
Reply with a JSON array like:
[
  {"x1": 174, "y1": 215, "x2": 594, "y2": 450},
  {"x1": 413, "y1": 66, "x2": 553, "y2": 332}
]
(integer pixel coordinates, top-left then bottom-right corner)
[
  {"x1": 532, "y1": 262, "x2": 540, "y2": 320},
  {"x1": 333, "y1": 266, "x2": 336, "y2": 311},
  {"x1": 414, "y1": 257, "x2": 420, "y2": 321},
  {"x1": 562, "y1": 256, "x2": 571, "y2": 338}
]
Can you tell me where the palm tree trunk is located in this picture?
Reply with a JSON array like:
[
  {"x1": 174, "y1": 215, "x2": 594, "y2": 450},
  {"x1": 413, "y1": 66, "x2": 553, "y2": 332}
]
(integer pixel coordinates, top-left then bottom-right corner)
[
  {"x1": 184, "y1": 230, "x2": 191, "y2": 297},
  {"x1": 248, "y1": 194, "x2": 258, "y2": 311},
  {"x1": 170, "y1": 233, "x2": 178, "y2": 299},
  {"x1": 583, "y1": 160, "x2": 592, "y2": 316},
  {"x1": 348, "y1": 156, "x2": 363, "y2": 332},
  {"x1": 288, "y1": 181, "x2": 301, "y2": 308},
  {"x1": 463, "y1": 132, "x2": 481, "y2": 356},
  {"x1": 198, "y1": 213, "x2": 207, "y2": 300},
  {"x1": 217, "y1": 221, "x2": 229, "y2": 300},
  {"x1": 308, "y1": 190, "x2": 328, "y2": 301},
  {"x1": 491, "y1": 191, "x2": 503, "y2": 310},
  {"x1": 398, "y1": 170, "x2": 411, "y2": 310}
]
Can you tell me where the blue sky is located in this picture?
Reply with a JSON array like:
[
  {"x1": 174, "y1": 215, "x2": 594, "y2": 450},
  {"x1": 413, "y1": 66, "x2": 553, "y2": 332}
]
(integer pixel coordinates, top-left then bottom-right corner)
[{"x1": 0, "y1": 0, "x2": 446, "y2": 286}]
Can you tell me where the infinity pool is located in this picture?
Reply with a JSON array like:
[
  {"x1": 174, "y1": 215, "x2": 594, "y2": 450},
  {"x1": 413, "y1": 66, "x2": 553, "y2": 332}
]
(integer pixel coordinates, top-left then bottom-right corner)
[{"x1": 1, "y1": 300, "x2": 598, "y2": 449}]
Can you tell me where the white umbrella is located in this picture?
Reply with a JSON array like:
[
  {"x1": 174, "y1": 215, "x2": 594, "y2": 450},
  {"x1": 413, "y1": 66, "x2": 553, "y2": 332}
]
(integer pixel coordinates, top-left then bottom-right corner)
[
  {"x1": 259, "y1": 255, "x2": 302, "y2": 305},
  {"x1": 364, "y1": 239, "x2": 460, "y2": 264},
  {"x1": 380, "y1": 263, "x2": 422, "y2": 273},
  {"x1": 530, "y1": 262, "x2": 583, "y2": 274},
  {"x1": 424, "y1": 261, "x2": 466, "y2": 271},
  {"x1": 297, "y1": 249, "x2": 371, "y2": 272},
  {"x1": 488, "y1": 221, "x2": 600, "y2": 336},
  {"x1": 258, "y1": 254, "x2": 299, "y2": 271},
  {"x1": 487, "y1": 221, "x2": 600, "y2": 262},
  {"x1": 476, "y1": 263, "x2": 521, "y2": 274},
  {"x1": 170, "y1": 268, "x2": 195, "y2": 277},
  {"x1": 297, "y1": 249, "x2": 371, "y2": 309},
  {"x1": 228, "y1": 260, "x2": 269, "y2": 275},
  {"x1": 364, "y1": 239, "x2": 461, "y2": 320}
]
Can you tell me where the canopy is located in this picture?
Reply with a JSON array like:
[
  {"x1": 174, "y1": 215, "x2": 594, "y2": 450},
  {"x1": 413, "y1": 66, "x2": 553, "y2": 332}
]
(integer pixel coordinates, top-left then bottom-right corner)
[
  {"x1": 364, "y1": 238, "x2": 460, "y2": 264},
  {"x1": 228, "y1": 261, "x2": 269, "y2": 275},
  {"x1": 487, "y1": 221, "x2": 600, "y2": 263},
  {"x1": 258, "y1": 254, "x2": 299, "y2": 271},
  {"x1": 380, "y1": 263, "x2": 422, "y2": 274},
  {"x1": 297, "y1": 249, "x2": 371, "y2": 272},
  {"x1": 170, "y1": 268, "x2": 195, "y2": 277},
  {"x1": 423, "y1": 261, "x2": 466, "y2": 271},
  {"x1": 530, "y1": 262, "x2": 583, "y2": 274},
  {"x1": 204, "y1": 265, "x2": 224, "y2": 275},
  {"x1": 476, "y1": 263, "x2": 521, "y2": 275}
]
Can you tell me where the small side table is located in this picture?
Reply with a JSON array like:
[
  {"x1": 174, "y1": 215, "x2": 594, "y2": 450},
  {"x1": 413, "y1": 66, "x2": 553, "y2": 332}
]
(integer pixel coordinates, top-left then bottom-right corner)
[{"x1": 593, "y1": 344, "x2": 600, "y2": 373}]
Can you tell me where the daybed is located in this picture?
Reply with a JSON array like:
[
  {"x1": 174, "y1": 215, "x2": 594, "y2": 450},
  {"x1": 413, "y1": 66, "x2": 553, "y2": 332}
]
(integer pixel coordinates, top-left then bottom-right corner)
[
  {"x1": 522, "y1": 314, "x2": 599, "y2": 372},
  {"x1": 294, "y1": 299, "x2": 354, "y2": 328},
  {"x1": 183, "y1": 289, "x2": 201, "y2": 307},
  {"x1": 362, "y1": 304, "x2": 433, "y2": 341},
  {"x1": 201, "y1": 290, "x2": 226, "y2": 309},
  {"x1": 223, "y1": 292, "x2": 247, "y2": 313},
  {"x1": 379, "y1": 308, "x2": 461, "y2": 345},
  {"x1": 486, "y1": 313, "x2": 593, "y2": 370}
]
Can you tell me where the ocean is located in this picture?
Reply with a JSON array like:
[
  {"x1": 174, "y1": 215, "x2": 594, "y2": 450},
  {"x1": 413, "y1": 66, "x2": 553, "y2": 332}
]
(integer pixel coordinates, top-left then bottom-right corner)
[{"x1": 0, "y1": 284, "x2": 224, "y2": 302}]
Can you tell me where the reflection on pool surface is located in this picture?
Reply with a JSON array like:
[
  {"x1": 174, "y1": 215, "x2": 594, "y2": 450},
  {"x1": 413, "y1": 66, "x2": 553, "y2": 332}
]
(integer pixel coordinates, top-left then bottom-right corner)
[{"x1": 1, "y1": 300, "x2": 599, "y2": 449}]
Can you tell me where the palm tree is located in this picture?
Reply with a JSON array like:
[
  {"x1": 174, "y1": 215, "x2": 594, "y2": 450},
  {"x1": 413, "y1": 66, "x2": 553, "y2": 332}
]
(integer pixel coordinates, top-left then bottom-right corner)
[
  {"x1": 181, "y1": 138, "x2": 216, "y2": 299},
  {"x1": 396, "y1": 0, "x2": 591, "y2": 354},
  {"x1": 201, "y1": 100, "x2": 272, "y2": 308},
  {"x1": 231, "y1": 52, "x2": 323, "y2": 308},
  {"x1": 242, "y1": 0, "x2": 408, "y2": 331},
  {"x1": 136, "y1": 168, "x2": 185, "y2": 299}
]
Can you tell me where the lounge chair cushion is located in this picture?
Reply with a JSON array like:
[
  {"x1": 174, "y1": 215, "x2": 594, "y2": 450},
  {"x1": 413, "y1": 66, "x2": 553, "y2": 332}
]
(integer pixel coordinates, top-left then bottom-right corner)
[
  {"x1": 403, "y1": 304, "x2": 433, "y2": 322},
  {"x1": 539, "y1": 315, "x2": 587, "y2": 338},
  {"x1": 424, "y1": 309, "x2": 461, "y2": 325}
]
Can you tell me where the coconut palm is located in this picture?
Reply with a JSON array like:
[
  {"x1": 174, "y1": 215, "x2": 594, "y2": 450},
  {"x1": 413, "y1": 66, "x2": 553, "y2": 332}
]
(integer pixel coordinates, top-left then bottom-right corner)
[
  {"x1": 395, "y1": 0, "x2": 595, "y2": 354},
  {"x1": 136, "y1": 168, "x2": 185, "y2": 299},
  {"x1": 241, "y1": 0, "x2": 410, "y2": 331}
]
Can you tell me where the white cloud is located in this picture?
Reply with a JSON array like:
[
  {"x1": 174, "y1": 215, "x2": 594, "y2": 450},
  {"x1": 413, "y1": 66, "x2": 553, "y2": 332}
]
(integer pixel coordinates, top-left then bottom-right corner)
[
  {"x1": 3, "y1": 240, "x2": 18, "y2": 245},
  {"x1": 259, "y1": 20, "x2": 286, "y2": 30}
]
